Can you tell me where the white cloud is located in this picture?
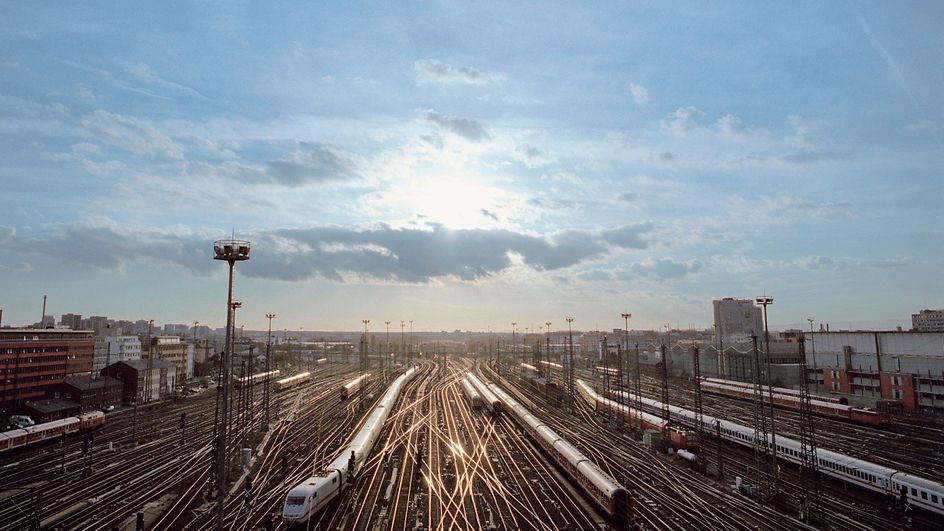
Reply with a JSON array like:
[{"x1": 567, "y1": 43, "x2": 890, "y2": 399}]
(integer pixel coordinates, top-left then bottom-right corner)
[
  {"x1": 629, "y1": 83, "x2": 649, "y2": 106},
  {"x1": 716, "y1": 114, "x2": 745, "y2": 136},
  {"x1": 663, "y1": 106, "x2": 705, "y2": 134},
  {"x1": 415, "y1": 59, "x2": 495, "y2": 85},
  {"x1": 78, "y1": 110, "x2": 184, "y2": 159}
]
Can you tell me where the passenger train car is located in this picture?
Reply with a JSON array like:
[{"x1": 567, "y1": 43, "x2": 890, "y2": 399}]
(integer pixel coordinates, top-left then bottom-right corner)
[
  {"x1": 577, "y1": 380, "x2": 692, "y2": 450},
  {"x1": 0, "y1": 411, "x2": 105, "y2": 453},
  {"x1": 702, "y1": 377, "x2": 848, "y2": 404},
  {"x1": 609, "y1": 389, "x2": 944, "y2": 516},
  {"x1": 460, "y1": 376, "x2": 483, "y2": 410},
  {"x1": 698, "y1": 378, "x2": 888, "y2": 426},
  {"x1": 274, "y1": 372, "x2": 311, "y2": 392},
  {"x1": 484, "y1": 377, "x2": 632, "y2": 522},
  {"x1": 235, "y1": 370, "x2": 281, "y2": 387},
  {"x1": 282, "y1": 367, "x2": 418, "y2": 524},
  {"x1": 466, "y1": 373, "x2": 501, "y2": 413},
  {"x1": 339, "y1": 373, "x2": 371, "y2": 400}
]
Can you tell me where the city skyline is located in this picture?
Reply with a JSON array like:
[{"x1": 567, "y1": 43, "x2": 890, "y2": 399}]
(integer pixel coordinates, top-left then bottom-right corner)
[{"x1": 2, "y1": 3, "x2": 942, "y2": 331}]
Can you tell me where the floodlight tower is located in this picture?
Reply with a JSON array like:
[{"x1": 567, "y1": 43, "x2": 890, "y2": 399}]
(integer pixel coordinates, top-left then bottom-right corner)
[
  {"x1": 264, "y1": 313, "x2": 275, "y2": 430},
  {"x1": 756, "y1": 294, "x2": 778, "y2": 490},
  {"x1": 565, "y1": 318, "x2": 574, "y2": 399},
  {"x1": 213, "y1": 237, "x2": 250, "y2": 529}
]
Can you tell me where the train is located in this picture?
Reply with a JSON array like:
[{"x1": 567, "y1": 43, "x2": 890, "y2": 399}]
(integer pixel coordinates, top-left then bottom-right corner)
[
  {"x1": 282, "y1": 367, "x2": 418, "y2": 523},
  {"x1": 460, "y1": 376, "x2": 483, "y2": 410},
  {"x1": 339, "y1": 373, "x2": 371, "y2": 400},
  {"x1": 702, "y1": 377, "x2": 848, "y2": 404},
  {"x1": 465, "y1": 373, "x2": 501, "y2": 413},
  {"x1": 519, "y1": 362, "x2": 539, "y2": 374},
  {"x1": 609, "y1": 388, "x2": 944, "y2": 516},
  {"x1": 274, "y1": 372, "x2": 311, "y2": 392},
  {"x1": 315, "y1": 357, "x2": 328, "y2": 365},
  {"x1": 577, "y1": 379, "x2": 692, "y2": 450},
  {"x1": 698, "y1": 378, "x2": 889, "y2": 426},
  {"x1": 0, "y1": 411, "x2": 105, "y2": 453},
  {"x1": 235, "y1": 370, "x2": 281, "y2": 388},
  {"x1": 484, "y1": 377, "x2": 632, "y2": 522}
]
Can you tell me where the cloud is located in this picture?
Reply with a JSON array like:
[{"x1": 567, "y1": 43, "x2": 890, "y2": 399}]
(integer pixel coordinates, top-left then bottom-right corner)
[
  {"x1": 264, "y1": 143, "x2": 359, "y2": 186},
  {"x1": 663, "y1": 106, "x2": 705, "y2": 134},
  {"x1": 601, "y1": 222, "x2": 657, "y2": 249},
  {"x1": 628, "y1": 257, "x2": 702, "y2": 279},
  {"x1": 78, "y1": 110, "x2": 184, "y2": 159},
  {"x1": 629, "y1": 83, "x2": 649, "y2": 106},
  {"x1": 797, "y1": 255, "x2": 911, "y2": 271},
  {"x1": 617, "y1": 191, "x2": 638, "y2": 203},
  {"x1": 480, "y1": 209, "x2": 499, "y2": 221},
  {"x1": 426, "y1": 111, "x2": 491, "y2": 142},
  {"x1": 414, "y1": 59, "x2": 493, "y2": 85},
  {"x1": 763, "y1": 196, "x2": 853, "y2": 220},
  {"x1": 716, "y1": 114, "x2": 745, "y2": 136},
  {"x1": 654, "y1": 151, "x2": 677, "y2": 164},
  {"x1": 7, "y1": 222, "x2": 608, "y2": 284},
  {"x1": 126, "y1": 61, "x2": 210, "y2": 101},
  {"x1": 780, "y1": 150, "x2": 839, "y2": 164}
]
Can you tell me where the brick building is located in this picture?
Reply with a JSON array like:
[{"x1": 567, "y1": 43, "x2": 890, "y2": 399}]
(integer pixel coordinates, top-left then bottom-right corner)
[
  {"x1": 101, "y1": 359, "x2": 177, "y2": 404},
  {"x1": 52, "y1": 377, "x2": 124, "y2": 411},
  {"x1": 0, "y1": 329, "x2": 95, "y2": 415}
]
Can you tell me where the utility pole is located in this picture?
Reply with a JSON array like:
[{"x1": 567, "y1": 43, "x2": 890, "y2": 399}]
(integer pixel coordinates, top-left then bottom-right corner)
[
  {"x1": 796, "y1": 333, "x2": 821, "y2": 523},
  {"x1": 621, "y1": 313, "x2": 631, "y2": 424},
  {"x1": 692, "y1": 342, "x2": 704, "y2": 450},
  {"x1": 400, "y1": 321, "x2": 405, "y2": 367},
  {"x1": 756, "y1": 295, "x2": 778, "y2": 492},
  {"x1": 750, "y1": 334, "x2": 772, "y2": 496},
  {"x1": 511, "y1": 322, "x2": 517, "y2": 369},
  {"x1": 144, "y1": 320, "x2": 154, "y2": 403},
  {"x1": 385, "y1": 321, "x2": 391, "y2": 379},
  {"x1": 264, "y1": 313, "x2": 274, "y2": 430},
  {"x1": 213, "y1": 237, "x2": 250, "y2": 529},
  {"x1": 807, "y1": 318, "x2": 818, "y2": 391},
  {"x1": 409, "y1": 320, "x2": 414, "y2": 365},
  {"x1": 565, "y1": 318, "x2": 575, "y2": 401},
  {"x1": 361, "y1": 320, "x2": 369, "y2": 373}
]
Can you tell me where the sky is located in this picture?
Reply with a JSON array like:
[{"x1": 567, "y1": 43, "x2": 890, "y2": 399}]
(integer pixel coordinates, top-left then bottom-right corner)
[{"x1": 1, "y1": 2, "x2": 942, "y2": 332}]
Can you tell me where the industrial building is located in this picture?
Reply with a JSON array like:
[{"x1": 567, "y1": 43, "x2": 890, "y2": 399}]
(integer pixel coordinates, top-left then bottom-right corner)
[
  {"x1": 912, "y1": 309, "x2": 944, "y2": 332},
  {"x1": 101, "y1": 359, "x2": 178, "y2": 404},
  {"x1": 0, "y1": 328, "x2": 96, "y2": 414},
  {"x1": 712, "y1": 298, "x2": 764, "y2": 343},
  {"x1": 805, "y1": 330, "x2": 944, "y2": 414}
]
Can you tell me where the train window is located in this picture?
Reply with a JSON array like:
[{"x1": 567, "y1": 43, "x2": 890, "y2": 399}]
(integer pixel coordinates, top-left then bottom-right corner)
[
  {"x1": 932, "y1": 495, "x2": 938, "y2": 504},
  {"x1": 921, "y1": 491, "x2": 927, "y2": 500},
  {"x1": 911, "y1": 488, "x2": 917, "y2": 496}
]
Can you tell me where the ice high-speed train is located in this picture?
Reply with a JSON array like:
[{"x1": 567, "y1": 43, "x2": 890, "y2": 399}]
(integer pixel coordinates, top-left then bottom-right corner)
[
  {"x1": 608, "y1": 388, "x2": 944, "y2": 516},
  {"x1": 484, "y1": 376, "x2": 632, "y2": 521},
  {"x1": 281, "y1": 367, "x2": 417, "y2": 523}
]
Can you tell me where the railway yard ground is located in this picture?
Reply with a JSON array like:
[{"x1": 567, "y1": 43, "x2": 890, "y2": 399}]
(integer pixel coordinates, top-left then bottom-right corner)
[{"x1": 1, "y1": 357, "x2": 942, "y2": 530}]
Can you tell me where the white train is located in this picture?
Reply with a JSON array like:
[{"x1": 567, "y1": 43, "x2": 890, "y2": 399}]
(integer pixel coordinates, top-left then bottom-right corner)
[
  {"x1": 282, "y1": 367, "x2": 418, "y2": 523},
  {"x1": 235, "y1": 370, "x2": 281, "y2": 387},
  {"x1": 274, "y1": 372, "x2": 311, "y2": 392},
  {"x1": 339, "y1": 373, "x2": 371, "y2": 400},
  {"x1": 483, "y1": 376, "x2": 632, "y2": 521},
  {"x1": 460, "y1": 376, "x2": 483, "y2": 410},
  {"x1": 610, "y1": 389, "x2": 944, "y2": 516},
  {"x1": 466, "y1": 373, "x2": 501, "y2": 413}
]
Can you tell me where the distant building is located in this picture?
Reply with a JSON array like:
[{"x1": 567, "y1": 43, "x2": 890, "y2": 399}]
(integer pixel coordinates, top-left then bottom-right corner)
[
  {"x1": 912, "y1": 309, "x2": 944, "y2": 332},
  {"x1": 712, "y1": 298, "x2": 763, "y2": 343},
  {"x1": 805, "y1": 330, "x2": 944, "y2": 414},
  {"x1": 101, "y1": 359, "x2": 177, "y2": 403},
  {"x1": 0, "y1": 329, "x2": 96, "y2": 413},
  {"x1": 145, "y1": 336, "x2": 194, "y2": 380},
  {"x1": 94, "y1": 335, "x2": 142, "y2": 374},
  {"x1": 60, "y1": 313, "x2": 83, "y2": 330},
  {"x1": 51, "y1": 377, "x2": 123, "y2": 411},
  {"x1": 86, "y1": 316, "x2": 109, "y2": 335}
]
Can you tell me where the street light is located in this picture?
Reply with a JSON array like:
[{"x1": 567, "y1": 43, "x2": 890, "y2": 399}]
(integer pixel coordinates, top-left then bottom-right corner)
[
  {"x1": 565, "y1": 318, "x2": 574, "y2": 399},
  {"x1": 755, "y1": 294, "x2": 778, "y2": 487},
  {"x1": 621, "y1": 313, "x2": 634, "y2": 427},
  {"x1": 385, "y1": 321, "x2": 391, "y2": 377},
  {"x1": 264, "y1": 313, "x2": 275, "y2": 430},
  {"x1": 212, "y1": 237, "x2": 250, "y2": 528},
  {"x1": 807, "y1": 318, "x2": 817, "y2": 391}
]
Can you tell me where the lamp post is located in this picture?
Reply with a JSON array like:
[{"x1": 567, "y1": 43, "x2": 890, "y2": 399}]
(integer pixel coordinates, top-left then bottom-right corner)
[
  {"x1": 400, "y1": 321, "x2": 405, "y2": 367},
  {"x1": 408, "y1": 320, "x2": 413, "y2": 364},
  {"x1": 511, "y1": 322, "x2": 517, "y2": 368},
  {"x1": 755, "y1": 295, "x2": 778, "y2": 487},
  {"x1": 621, "y1": 313, "x2": 633, "y2": 427},
  {"x1": 385, "y1": 321, "x2": 390, "y2": 378},
  {"x1": 807, "y1": 318, "x2": 817, "y2": 391},
  {"x1": 565, "y1": 318, "x2": 574, "y2": 400},
  {"x1": 212, "y1": 237, "x2": 250, "y2": 529},
  {"x1": 362, "y1": 320, "x2": 369, "y2": 372},
  {"x1": 264, "y1": 313, "x2": 275, "y2": 430}
]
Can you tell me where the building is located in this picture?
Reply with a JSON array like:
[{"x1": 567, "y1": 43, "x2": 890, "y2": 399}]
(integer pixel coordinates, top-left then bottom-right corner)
[
  {"x1": 21, "y1": 398, "x2": 81, "y2": 422},
  {"x1": 805, "y1": 330, "x2": 944, "y2": 414},
  {"x1": 144, "y1": 336, "x2": 194, "y2": 380},
  {"x1": 51, "y1": 377, "x2": 123, "y2": 411},
  {"x1": 713, "y1": 298, "x2": 764, "y2": 343},
  {"x1": 94, "y1": 335, "x2": 142, "y2": 375},
  {"x1": 0, "y1": 329, "x2": 96, "y2": 414},
  {"x1": 912, "y1": 309, "x2": 944, "y2": 332},
  {"x1": 60, "y1": 313, "x2": 83, "y2": 330},
  {"x1": 101, "y1": 359, "x2": 177, "y2": 403}
]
